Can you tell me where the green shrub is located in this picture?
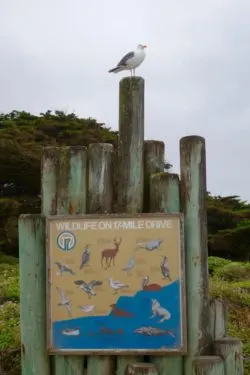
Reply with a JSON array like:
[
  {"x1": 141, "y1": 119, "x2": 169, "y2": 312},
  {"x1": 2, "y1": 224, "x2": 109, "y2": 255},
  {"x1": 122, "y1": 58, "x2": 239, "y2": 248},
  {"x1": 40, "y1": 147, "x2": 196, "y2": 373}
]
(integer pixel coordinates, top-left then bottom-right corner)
[
  {"x1": 208, "y1": 256, "x2": 231, "y2": 275},
  {"x1": 0, "y1": 301, "x2": 20, "y2": 350},
  {"x1": 214, "y1": 262, "x2": 250, "y2": 281},
  {"x1": 0, "y1": 263, "x2": 20, "y2": 302}
]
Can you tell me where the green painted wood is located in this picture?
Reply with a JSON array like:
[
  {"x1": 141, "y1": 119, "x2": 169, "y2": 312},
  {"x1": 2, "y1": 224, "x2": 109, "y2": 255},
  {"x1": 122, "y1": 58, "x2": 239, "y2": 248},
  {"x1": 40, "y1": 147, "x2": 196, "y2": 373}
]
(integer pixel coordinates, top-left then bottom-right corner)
[
  {"x1": 117, "y1": 76, "x2": 144, "y2": 214},
  {"x1": 209, "y1": 299, "x2": 227, "y2": 341},
  {"x1": 149, "y1": 172, "x2": 183, "y2": 375},
  {"x1": 180, "y1": 136, "x2": 211, "y2": 375},
  {"x1": 86, "y1": 142, "x2": 115, "y2": 375},
  {"x1": 193, "y1": 356, "x2": 224, "y2": 375},
  {"x1": 214, "y1": 338, "x2": 243, "y2": 375},
  {"x1": 19, "y1": 214, "x2": 50, "y2": 375},
  {"x1": 116, "y1": 76, "x2": 144, "y2": 375},
  {"x1": 143, "y1": 140, "x2": 165, "y2": 212},
  {"x1": 41, "y1": 146, "x2": 87, "y2": 375}
]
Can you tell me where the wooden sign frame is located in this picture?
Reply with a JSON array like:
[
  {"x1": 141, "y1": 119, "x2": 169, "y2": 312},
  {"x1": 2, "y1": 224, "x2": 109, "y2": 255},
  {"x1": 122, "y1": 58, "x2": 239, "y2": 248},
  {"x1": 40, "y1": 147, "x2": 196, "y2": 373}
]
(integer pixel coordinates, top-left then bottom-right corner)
[{"x1": 46, "y1": 212, "x2": 187, "y2": 355}]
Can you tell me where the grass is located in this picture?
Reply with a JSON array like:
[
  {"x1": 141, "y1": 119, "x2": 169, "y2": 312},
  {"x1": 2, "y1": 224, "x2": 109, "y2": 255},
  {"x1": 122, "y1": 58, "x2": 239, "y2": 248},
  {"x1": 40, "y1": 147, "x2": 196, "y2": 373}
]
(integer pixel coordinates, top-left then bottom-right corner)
[{"x1": 0, "y1": 256, "x2": 249, "y2": 374}]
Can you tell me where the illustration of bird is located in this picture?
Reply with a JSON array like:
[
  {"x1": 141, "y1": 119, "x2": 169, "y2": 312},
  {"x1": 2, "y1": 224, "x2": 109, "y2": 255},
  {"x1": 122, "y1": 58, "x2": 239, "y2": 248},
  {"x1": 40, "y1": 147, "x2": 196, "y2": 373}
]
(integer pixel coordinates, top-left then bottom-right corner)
[
  {"x1": 54, "y1": 262, "x2": 75, "y2": 276},
  {"x1": 78, "y1": 304, "x2": 95, "y2": 313},
  {"x1": 56, "y1": 287, "x2": 72, "y2": 317},
  {"x1": 109, "y1": 278, "x2": 129, "y2": 294},
  {"x1": 136, "y1": 239, "x2": 163, "y2": 252},
  {"x1": 108, "y1": 44, "x2": 147, "y2": 78},
  {"x1": 74, "y1": 280, "x2": 102, "y2": 298},
  {"x1": 79, "y1": 245, "x2": 91, "y2": 270},
  {"x1": 122, "y1": 255, "x2": 135, "y2": 275},
  {"x1": 142, "y1": 276, "x2": 161, "y2": 291},
  {"x1": 160, "y1": 256, "x2": 172, "y2": 281},
  {"x1": 150, "y1": 299, "x2": 171, "y2": 323}
]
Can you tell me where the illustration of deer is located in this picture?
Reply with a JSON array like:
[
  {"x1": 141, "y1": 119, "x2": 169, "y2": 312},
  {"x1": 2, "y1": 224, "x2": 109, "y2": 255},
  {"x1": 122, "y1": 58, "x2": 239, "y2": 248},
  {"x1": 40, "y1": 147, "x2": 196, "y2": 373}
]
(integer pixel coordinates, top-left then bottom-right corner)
[{"x1": 101, "y1": 237, "x2": 122, "y2": 269}]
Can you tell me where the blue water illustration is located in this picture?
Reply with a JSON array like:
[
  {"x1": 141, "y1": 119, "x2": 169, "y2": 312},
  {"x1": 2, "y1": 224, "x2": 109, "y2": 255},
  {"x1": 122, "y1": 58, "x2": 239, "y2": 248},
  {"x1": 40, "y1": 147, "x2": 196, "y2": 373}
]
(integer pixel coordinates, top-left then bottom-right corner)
[{"x1": 52, "y1": 280, "x2": 182, "y2": 350}]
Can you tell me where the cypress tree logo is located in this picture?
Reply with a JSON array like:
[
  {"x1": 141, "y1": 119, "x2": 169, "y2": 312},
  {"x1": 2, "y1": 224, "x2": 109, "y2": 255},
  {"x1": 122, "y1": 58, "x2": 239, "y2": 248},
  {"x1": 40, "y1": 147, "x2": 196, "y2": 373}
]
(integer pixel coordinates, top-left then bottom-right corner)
[{"x1": 57, "y1": 231, "x2": 76, "y2": 252}]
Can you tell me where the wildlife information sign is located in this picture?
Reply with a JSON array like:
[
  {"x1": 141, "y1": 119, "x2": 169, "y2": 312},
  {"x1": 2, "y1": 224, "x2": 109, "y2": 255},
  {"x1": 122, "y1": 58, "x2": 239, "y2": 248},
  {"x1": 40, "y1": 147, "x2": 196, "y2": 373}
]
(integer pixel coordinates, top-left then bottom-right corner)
[{"x1": 46, "y1": 213, "x2": 186, "y2": 355}]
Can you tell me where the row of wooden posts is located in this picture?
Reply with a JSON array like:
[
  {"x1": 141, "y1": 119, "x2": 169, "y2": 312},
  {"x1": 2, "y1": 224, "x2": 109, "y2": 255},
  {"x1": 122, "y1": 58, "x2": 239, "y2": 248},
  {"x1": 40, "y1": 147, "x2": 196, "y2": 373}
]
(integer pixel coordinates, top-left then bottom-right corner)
[{"x1": 19, "y1": 77, "x2": 244, "y2": 375}]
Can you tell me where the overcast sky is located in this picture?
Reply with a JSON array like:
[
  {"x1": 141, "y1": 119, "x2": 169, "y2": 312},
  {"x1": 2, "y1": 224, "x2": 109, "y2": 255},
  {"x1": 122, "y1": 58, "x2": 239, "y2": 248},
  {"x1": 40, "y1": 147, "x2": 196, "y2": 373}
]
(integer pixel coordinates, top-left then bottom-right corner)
[{"x1": 1, "y1": 0, "x2": 250, "y2": 202}]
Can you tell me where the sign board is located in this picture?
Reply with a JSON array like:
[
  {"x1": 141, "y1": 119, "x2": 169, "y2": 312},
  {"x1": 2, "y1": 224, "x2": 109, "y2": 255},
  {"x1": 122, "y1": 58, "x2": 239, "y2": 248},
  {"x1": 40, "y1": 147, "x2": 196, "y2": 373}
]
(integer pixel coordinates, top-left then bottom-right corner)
[{"x1": 46, "y1": 213, "x2": 187, "y2": 355}]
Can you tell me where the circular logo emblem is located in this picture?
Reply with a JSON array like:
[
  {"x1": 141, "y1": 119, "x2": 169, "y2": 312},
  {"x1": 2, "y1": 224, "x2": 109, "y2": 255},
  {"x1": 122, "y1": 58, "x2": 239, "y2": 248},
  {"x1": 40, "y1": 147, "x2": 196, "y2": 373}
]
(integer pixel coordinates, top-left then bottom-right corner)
[{"x1": 57, "y1": 231, "x2": 76, "y2": 252}]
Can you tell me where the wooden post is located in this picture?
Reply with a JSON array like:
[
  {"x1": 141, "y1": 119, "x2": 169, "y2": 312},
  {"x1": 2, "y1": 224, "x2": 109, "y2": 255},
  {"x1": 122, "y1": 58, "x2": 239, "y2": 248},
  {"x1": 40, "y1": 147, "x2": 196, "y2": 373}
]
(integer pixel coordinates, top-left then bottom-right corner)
[
  {"x1": 143, "y1": 140, "x2": 165, "y2": 212},
  {"x1": 41, "y1": 146, "x2": 87, "y2": 375},
  {"x1": 209, "y1": 299, "x2": 227, "y2": 341},
  {"x1": 193, "y1": 356, "x2": 224, "y2": 375},
  {"x1": 19, "y1": 214, "x2": 50, "y2": 375},
  {"x1": 117, "y1": 77, "x2": 144, "y2": 213},
  {"x1": 149, "y1": 172, "x2": 183, "y2": 375},
  {"x1": 116, "y1": 77, "x2": 144, "y2": 375},
  {"x1": 126, "y1": 363, "x2": 158, "y2": 375},
  {"x1": 180, "y1": 136, "x2": 211, "y2": 375},
  {"x1": 86, "y1": 143, "x2": 115, "y2": 375},
  {"x1": 214, "y1": 338, "x2": 244, "y2": 375}
]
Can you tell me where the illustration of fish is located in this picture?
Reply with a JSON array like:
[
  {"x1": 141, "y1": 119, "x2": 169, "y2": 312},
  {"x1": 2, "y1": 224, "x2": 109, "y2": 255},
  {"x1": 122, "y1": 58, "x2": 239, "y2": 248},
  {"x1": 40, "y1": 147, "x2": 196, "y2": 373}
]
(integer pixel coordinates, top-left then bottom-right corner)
[
  {"x1": 110, "y1": 304, "x2": 134, "y2": 318},
  {"x1": 150, "y1": 299, "x2": 171, "y2": 323},
  {"x1": 109, "y1": 277, "x2": 129, "y2": 294},
  {"x1": 74, "y1": 279, "x2": 103, "y2": 298},
  {"x1": 56, "y1": 287, "x2": 72, "y2": 317},
  {"x1": 142, "y1": 276, "x2": 161, "y2": 291},
  {"x1": 54, "y1": 262, "x2": 75, "y2": 276},
  {"x1": 78, "y1": 304, "x2": 95, "y2": 313},
  {"x1": 62, "y1": 328, "x2": 80, "y2": 336},
  {"x1": 122, "y1": 255, "x2": 136, "y2": 274},
  {"x1": 80, "y1": 245, "x2": 91, "y2": 270},
  {"x1": 134, "y1": 326, "x2": 175, "y2": 337},
  {"x1": 136, "y1": 239, "x2": 163, "y2": 252},
  {"x1": 160, "y1": 256, "x2": 172, "y2": 281}
]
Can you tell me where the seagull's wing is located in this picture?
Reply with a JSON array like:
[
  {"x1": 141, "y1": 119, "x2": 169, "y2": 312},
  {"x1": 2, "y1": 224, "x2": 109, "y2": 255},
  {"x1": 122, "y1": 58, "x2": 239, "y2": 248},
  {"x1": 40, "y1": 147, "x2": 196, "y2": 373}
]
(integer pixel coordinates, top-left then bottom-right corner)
[
  {"x1": 64, "y1": 265, "x2": 75, "y2": 274},
  {"x1": 74, "y1": 280, "x2": 87, "y2": 287},
  {"x1": 66, "y1": 304, "x2": 72, "y2": 316},
  {"x1": 89, "y1": 280, "x2": 103, "y2": 288},
  {"x1": 56, "y1": 287, "x2": 67, "y2": 301},
  {"x1": 54, "y1": 262, "x2": 61, "y2": 269},
  {"x1": 116, "y1": 51, "x2": 135, "y2": 67}
]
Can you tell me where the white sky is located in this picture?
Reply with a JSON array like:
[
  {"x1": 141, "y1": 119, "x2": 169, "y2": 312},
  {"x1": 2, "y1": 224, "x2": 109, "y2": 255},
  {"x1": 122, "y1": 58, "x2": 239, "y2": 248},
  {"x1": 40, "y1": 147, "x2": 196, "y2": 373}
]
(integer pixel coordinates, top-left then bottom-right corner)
[{"x1": 1, "y1": 0, "x2": 250, "y2": 201}]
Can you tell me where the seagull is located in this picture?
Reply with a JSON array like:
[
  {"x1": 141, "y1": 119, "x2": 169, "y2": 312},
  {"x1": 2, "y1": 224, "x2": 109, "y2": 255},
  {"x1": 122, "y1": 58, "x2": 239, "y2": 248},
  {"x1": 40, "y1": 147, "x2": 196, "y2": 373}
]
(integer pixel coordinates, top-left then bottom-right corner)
[
  {"x1": 78, "y1": 304, "x2": 95, "y2": 313},
  {"x1": 54, "y1": 262, "x2": 75, "y2": 276},
  {"x1": 108, "y1": 44, "x2": 147, "y2": 78},
  {"x1": 160, "y1": 256, "x2": 172, "y2": 281},
  {"x1": 79, "y1": 245, "x2": 91, "y2": 270},
  {"x1": 56, "y1": 287, "x2": 72, "y2": 317},
  {"x1": 109, "y1": 277, "x2": 129, "y2": 294},
  {"x1": 74, "y1": 280, "x2": 103, "y2": 298},
  {"x1": 122, "y1": 255, "x2": 135, "y2": 275}
]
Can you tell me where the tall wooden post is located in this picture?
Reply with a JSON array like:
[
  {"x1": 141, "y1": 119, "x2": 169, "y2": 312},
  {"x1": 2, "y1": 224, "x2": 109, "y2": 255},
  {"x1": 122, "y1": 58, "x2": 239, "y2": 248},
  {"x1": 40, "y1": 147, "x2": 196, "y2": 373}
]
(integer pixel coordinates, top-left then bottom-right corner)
[
  {"x1": 19, "y1": 214, "x2": 50, "y2": 375},
  {"x1": 116, "y1": 77, "x2": 145, "y2": 375},
  {"x1": 41, "y1": 145, "x2": 87, "y2": 375},
  {"x1": 143, "y1": 140, "x2": 165, "y2": 212},
  {"x1": 149, "y1": 172, "x2": 183, "y2": 375},
  {"x1": 117, "y1": 77, "x2": 144, "y2": 213},
  {"x1": 180, "y1": 136, "x2": 210, "y2": 374},
  {"x1": 86, "y1": 143, "x2": 115, "y2": 375}
]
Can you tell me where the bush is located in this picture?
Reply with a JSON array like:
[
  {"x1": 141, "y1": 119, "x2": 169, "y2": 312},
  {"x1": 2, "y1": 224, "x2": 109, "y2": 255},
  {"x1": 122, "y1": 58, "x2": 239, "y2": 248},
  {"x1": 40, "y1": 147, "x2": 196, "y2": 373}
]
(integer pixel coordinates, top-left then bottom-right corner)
[
  {"x1": 208, "y1": 256, "x2": 231, "y2": 275},
  {"x1": 214, "y1": 262, "x2": 250, "y2": 281}
]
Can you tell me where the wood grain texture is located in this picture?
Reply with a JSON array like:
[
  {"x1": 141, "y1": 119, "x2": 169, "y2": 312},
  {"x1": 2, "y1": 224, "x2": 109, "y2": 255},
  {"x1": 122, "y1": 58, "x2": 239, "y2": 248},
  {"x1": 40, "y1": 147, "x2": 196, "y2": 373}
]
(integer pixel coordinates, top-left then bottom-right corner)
[
  {"x1": 117, "y1": 76, "x2": 144, "y2": 213},
  {"x1": 143, "y1": 140, "x2": 165, "y2": 212},
  {"x1": 126, "y1": 363, "x2": 158, "y2": 375},
  {"x1": 209, "y1": 299, "x2": 228, "y2": 341},
  {"x1": 193, "y1": 356, "x2": 224, "y2": 375},
  {"x1": 116, "y1": 77, "x2": 144, "y2": 375},
  {"x1": 213, "y1": 337, "x2": 244, "y2": 375},
  {"x1": 19, "y1": 214, "x2": 50, "y2": 375},
  {"x1": 41, "y1": 146, "x2": 87, "y2": 375},
  {"x1": 87, "y1": 142, "x2": 115, "y2": 375},
  {"x1": 149, "y1": 172, "x2": 183, "y2": 375},
  {"x1": 180, "y1": 136, "x2": 211, "y2": 375}
]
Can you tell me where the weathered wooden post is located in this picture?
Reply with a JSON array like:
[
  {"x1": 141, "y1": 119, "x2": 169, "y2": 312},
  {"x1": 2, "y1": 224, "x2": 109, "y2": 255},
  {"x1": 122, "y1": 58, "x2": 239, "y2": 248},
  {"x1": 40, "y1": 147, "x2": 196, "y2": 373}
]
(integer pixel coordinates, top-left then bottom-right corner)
[
  {"x1": 214, "y1": 338, "x2": 244, "y2": 375},
  {"x1": 86, "y1": 142, "x2": 115, "y2": 375},
  {"x1": 180, "y1": 136, "x2": 211, "y2": 374},
  {"x1": 41, "y1": 146, "x2": 87, "y2": 375},
  {"x1": 193, "y1": 357, "x2": 224, "y2": 375},
  {"x1": 149, "y1": 172, "x2": 183, "y2": 375},
  {"x1": 116, "y1": 76, "x2": 145, "y2": 375},
  {"x1": 19, "y1": 214, "x2": 50, "y2": 375}
]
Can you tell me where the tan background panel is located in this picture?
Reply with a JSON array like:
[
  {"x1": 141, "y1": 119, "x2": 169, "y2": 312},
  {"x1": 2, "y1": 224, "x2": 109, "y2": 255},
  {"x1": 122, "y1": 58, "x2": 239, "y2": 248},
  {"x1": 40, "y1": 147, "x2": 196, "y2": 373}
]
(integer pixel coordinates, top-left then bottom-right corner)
[{"x1": 48, "y1": 216, "x2": 181, "y2": 323}]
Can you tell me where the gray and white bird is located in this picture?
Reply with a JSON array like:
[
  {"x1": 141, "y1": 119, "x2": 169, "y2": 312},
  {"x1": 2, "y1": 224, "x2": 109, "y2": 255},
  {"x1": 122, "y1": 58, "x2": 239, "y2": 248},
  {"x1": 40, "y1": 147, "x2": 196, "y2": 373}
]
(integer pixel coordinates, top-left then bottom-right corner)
[
  {"x1": 108, "y1": 44, "x2": 147, "y2": 77},
  {"x1": 74, "y1": 279, "x2": 102, "y2": 298},
  {"x1": 136, "y1": 239, "x2": 163, "y2": 252},
  {"x1": 54, "y1": 262, "x2": 75, "y2": 276},
  {"x1": 160, "y1": 256, "x2": 172, "y2": 281},
  {"x1": 109, "y1": 277, "x2": 129, "y2": 294},
  {"x1": 122, "y1": 255, "x2": 135, "y2": 275},
  {"x1": 56, "y1": 287, "x2": 72, "y2": 317},
  {"x1": 79, "y1": 245, "x2": 91, "y2": 270},
  {"x1": 78, "y1": 304, "x2": 95, "y2": 313}
]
